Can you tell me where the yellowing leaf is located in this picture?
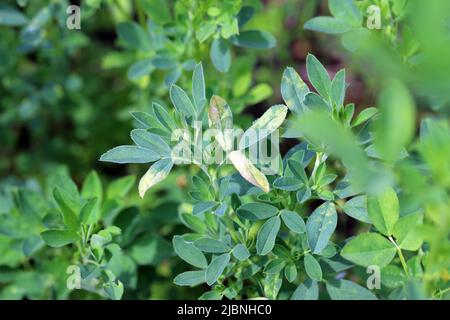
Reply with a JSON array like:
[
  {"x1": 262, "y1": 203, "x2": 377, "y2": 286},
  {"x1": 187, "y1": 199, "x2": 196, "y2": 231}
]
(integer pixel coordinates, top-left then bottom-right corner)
[
  {"x1": 138, "y1": 159, "x2": 173, "y2": 198},
  {"x1": 228, "y1": 150, "x2": 270, "y2": 193},
  {"x1": 240, "y1": 104, "x2": 288, "y2": 149},
  {"x1": 208, "y1": 95, "x2": 233, "y2": 151}
]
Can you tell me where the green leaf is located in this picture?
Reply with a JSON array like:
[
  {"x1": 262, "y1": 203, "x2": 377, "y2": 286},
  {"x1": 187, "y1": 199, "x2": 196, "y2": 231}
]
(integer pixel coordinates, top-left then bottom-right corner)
[
  {"x1": 280, "y1": 210, "x2": 306, "y2": 233},
  {"x1": 306, "y1": 54, "x2": 332, "y2": 100},
  {"x1": 341, "y1": 233, "x2": 396, "y2": 267},
  {"x1": 116, "y1": 21, "x2": 151, "y2": 50},
  {"x1": 304, "y1": 253, "x2": 322, "y2": 281},
  {"x1": 41, "y1": 230, "x2": 78, "y2": 248},
  {"x1": 192, "y1": 201, "x2": 218, "y2": 216},
  {"x1": 352, "y1": 107, "x2": 378, "y2": 127},
  {"x1": 296, "y1": 185, "x2": 312, "y2": 203},
  {"x1": 165, "y1": 68, "x2": 182, "y2": 87},
  {"x1": 152, "y1": 56, "x2": 176, "y2": 70},
  {"x1": 284, "y1": 261, "x2": 298, "y2": 283},
  {"x1": 291, "y1": 279, "x2": 319, "y2": 300},
  {"x1": 232, "y1": 244, "x2": 250, "y2": 261},
  {"x1": 367, "y1": 187, "x2": 399, "y2": 236},
  {"x1": 129, "y1": 234, "x2": 171, "y2": 265},
  {"x1": 192, "y1": 176, "x2": 213, "y2": 200},
  {"x1": 326, "y1": 279, "x2": 378, "y2": 300},
  {"x1": 107, "y1": 175, "x2": 135, "y2": 199},
  {"x1": 304, "y1": 17, "x2": 351, "y2": 34},
  {"x1": 273, "y1": 177, "x2": 302, "y2": 191},
  {"x1": 331, "y1": 69, "x2": 346, "y2": 107},
  {"x1": 206, "y1": 253, "x2": 230, "y2": 285},
  {"x1": 246, "y1": 83, "x2": 272, "y2": 105},
  {"x1": 198, "y1": 291, "x2": 223, "y2": 300},
  {"x1": 319, "y1": 243, "x2": 337, "y2": 258},
  {"x1": 306, "y1": 202, "x2": 337, "y2": 254},
  {"x1": 343, "y1": 103, "x2": 355, "y2": 125},
  {"x1": 236, "y1": 202, "x2": 278, "y2": 221},
  {"x1": 215, "y1": 203, "x2": 228, "y2": 217},
  {"x1": 343, "y1": 195, "x2": 371, "y2": 223},
  {"x1": 381, "y1": 266, "x2": 405, "y2": 288},
  {"x1": 281, "y1": 67, "x2": 310, "y2": 113},
  {"x1": 239, "y1": 104, "x2": 288, "y2": 149},
  {"x1": 82, "y1": 171, "x2": 102, "y2": 201},
  {"x1": 103, "y1": 280, "x2": 124, "y2": 300},
  {"x1": 229, "y1": 30, "x2": 276, "y2": 49},
  {"x1": 194, "y1": 238, "x2": 231, "y2": 253},
  {"x1": 100, "y1": 146, "x2": 160, "y2": 164},
  {"x1": 174, "y1": 270, "x2": 206, "y2": 287},
  {"x1": 80, "y1": 198, "x2": 99, "y2": 225},
  {"x1": 130, "y1": 111, "x2": 162, "y2": 130},
  {"x1": 0, "y1": 4, "x2": 28, "y2": 26},
  {"x1": 53, "y1": 187, "x2": 79, "y2": 231},
  {"x1": 287, "y1": 160, "x2": 308, "y2": 184},
  {"x1": 221, "y1": 18, "x2": 239, "y2": 39},
  {"x1": 127, "y1": 59, "x2": 154, "y2": 80},
  {"x1": 169, "y1": 84, "x2": 196, "y2": 118},
  {"x1": 172, "y1": 235, "x2": 207, "y2": 269},
  {"x1": 196, "y1": 22, "x2": 217, "y2": 42},
  {"x1": 303, "y1": 92, "x2": 330, "y2": 113},
  {"x1": 374, "y1": 79, "x2": 416, "y2": 163},
  {"x1": 210, "y1": 38, "x2": 231, "y2": 73},
  {"x1": 130, "y1": 129, "x2": 171, "y2": 157},
  {"x1": 192, "y1": 63, "x2": 206, "y2": 112},
  {"x1": 264, "y1": 259, "x2": 286, "y2": 274},
  {"x1": 138, "y1": 158, "x2": 173, "y2": 198},
  {"x1": 153, "y1": 102, "x2": 176, "y2": 132},
  {"x1": 329, "y1": 0, "x2": 362, "y2": 26},
  {"x1": 256, "y1": 216, "x2": 281, "y2": 255},
  {"x1": 181, "y1": 213, "x2": 206, "y2": 234},
  {"x1": 392, "y1": 213, "x2": 424, "y2": 251}
]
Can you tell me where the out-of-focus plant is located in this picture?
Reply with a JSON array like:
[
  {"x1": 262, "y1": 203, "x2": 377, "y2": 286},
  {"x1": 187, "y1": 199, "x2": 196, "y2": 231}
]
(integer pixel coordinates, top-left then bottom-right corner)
[
  {"x1": 0, "y1": 163, "x2": 204, "y2": 299},
  {"x1": 39, "y1": 170, "x2": 128, "y2": 300},
  {"x1": 114, "y1": 0, "x2": 276, "y2": 83},
  {"x1": 0, "y1": 168, "x2": 139, "y2": 299},
  {"x1": 0, "y1": 0, "x2": 137, "y2": 177},
  {"x1": 304, "y1": 0, "x2": 450, "y2": 112},
  {"x1": 304, "y1": 0, "x2": 411, "y2": 55}
]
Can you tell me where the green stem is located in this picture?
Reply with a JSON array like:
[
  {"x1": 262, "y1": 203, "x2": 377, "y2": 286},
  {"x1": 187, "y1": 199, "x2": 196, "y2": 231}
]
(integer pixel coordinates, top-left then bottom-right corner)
[{"x1": 389, "y1": 236, "x2": 409, "y2": 276}]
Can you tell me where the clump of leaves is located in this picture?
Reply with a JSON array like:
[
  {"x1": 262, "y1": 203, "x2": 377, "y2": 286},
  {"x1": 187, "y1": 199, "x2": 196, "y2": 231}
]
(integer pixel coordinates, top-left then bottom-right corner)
[
  {"x1": 0, "y1": 167, "x2": 138, "y2": 300},
  {"x1": 100, "y1": 62, "x2": 287, "y2": 198},
  {"x1": 101, "y1": 54, "x2": 449, "y2": 300},
  {"x1": 304, "y1": 0, "x2": 411, "y2": 53},
  {"x1": 39, "y1": 170, "x2": 129, "y2": 300},
  {"x1": 304, "y1": 0, "x2": 450, "y2": 113},
  {"x1": 115, "y1": 0, "x2": 276, "y2": 84}
]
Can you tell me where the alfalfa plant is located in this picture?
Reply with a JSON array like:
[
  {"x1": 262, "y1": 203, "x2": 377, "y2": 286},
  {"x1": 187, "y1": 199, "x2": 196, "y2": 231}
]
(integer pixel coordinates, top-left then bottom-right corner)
[
  {"x1": 35, "y1": 170, "x2": 140, "y2": 300},
  {"x1": 100, "y1": 55, "x2": 449, "y2": 300}
]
